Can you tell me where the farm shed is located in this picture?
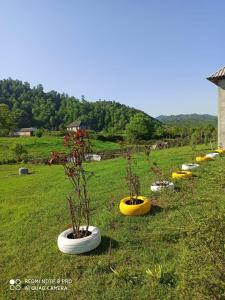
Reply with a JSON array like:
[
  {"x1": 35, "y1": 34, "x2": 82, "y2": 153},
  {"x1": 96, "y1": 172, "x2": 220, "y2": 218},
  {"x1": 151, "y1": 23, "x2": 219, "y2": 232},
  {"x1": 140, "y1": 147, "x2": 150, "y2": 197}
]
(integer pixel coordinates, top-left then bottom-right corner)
[{"x1": 16, "y1": 127, "x2": 37, "y2": 137}]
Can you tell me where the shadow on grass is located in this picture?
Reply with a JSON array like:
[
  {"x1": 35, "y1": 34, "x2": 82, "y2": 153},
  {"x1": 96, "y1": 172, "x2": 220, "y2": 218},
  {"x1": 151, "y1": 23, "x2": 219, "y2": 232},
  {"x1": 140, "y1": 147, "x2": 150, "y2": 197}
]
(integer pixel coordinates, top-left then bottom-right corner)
[
  {"x1": 19, "y1": 172, "x2": 35, "y2": 176},
  {"x1": 83, "y1": 236, "x2": 119, "y2": 256},
  {"x1": 150, "y1": 203, "x2": 164, "y2": 216}
]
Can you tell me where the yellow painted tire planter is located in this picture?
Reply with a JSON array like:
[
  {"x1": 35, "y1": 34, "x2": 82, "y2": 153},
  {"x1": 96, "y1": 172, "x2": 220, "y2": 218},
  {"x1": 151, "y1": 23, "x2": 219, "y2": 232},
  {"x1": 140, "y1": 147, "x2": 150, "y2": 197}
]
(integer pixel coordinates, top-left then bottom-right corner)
[
  {"x1": 215, "y1": 149, "x2": 225, "y2": 154},
  {"x1": 172, "y1": 170, "x2": 192, "y2": 179},
  {"x1": 119, "y1": 196, "x2": 151, "y2": 216},
  {"x1": 195, "y1": 156, "x2": 213, "y2": 162}
]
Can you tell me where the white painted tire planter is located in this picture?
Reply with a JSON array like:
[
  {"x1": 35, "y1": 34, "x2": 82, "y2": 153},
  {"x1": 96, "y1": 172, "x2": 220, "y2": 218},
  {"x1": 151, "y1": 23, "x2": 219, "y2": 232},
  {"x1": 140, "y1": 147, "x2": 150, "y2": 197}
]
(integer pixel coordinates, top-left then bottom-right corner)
[
  {"x1": 205, "y1": 153, "x2": 219, "y2": 159},
  {"x1": 181, "y1": 164, "x2": 199, "y2": 171},
  {"x1": 151, "y1": 181, "x2": 175, "y2": 192},
  {"x1": 57, "y1": 226, "x2": 101, "y2": 254}
]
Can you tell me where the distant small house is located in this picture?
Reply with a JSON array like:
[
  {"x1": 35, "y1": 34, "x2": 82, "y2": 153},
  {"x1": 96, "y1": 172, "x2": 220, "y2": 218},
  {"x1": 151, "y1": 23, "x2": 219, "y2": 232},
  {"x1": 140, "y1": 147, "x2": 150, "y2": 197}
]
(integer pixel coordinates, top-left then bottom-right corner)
[
  {"x1": 66, "y1": 121, "x2": 88, "y2": 132},
  {"x1": 16, "y1": 127, "x2": 37, "y2": 137}
]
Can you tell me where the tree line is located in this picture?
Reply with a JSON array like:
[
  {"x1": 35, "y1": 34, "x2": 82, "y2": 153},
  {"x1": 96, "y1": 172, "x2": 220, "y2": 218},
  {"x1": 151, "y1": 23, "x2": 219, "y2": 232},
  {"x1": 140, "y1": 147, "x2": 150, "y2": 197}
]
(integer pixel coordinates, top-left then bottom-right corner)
[
  {"x1": 0, "y1": 78, "x2": 160, "y2": 136},
  {"x1": 0, "y1": 79, "x2": 217, "y2": 144}
]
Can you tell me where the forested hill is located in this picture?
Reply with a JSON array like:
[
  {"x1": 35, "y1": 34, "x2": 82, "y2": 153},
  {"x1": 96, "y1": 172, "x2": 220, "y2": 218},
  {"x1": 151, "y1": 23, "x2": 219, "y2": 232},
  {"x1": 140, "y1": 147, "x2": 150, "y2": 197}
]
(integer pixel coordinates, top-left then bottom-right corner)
[
  {"x1": 0, "y1": 78, "x2": 159, "y2": 131},
  {"x1": 156, "y1": 114, "x2": 217, "y2": 128}
]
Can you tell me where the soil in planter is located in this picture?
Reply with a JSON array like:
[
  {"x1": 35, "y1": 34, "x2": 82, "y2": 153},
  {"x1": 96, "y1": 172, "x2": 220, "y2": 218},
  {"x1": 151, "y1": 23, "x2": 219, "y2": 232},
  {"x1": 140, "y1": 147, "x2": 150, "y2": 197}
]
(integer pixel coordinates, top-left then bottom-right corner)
[
  {"x1": 67, "y1": 230, "x2": 92, "y2": 239},
  {"x1": 176, "y1": 171, "x2": 187, "y2": 174},
  {"x1": 126, "y1": 199, "x2": 144, "y2": 205},
  {"x1": 154, "y1": 181, "x2": 169, "y2": 186}
]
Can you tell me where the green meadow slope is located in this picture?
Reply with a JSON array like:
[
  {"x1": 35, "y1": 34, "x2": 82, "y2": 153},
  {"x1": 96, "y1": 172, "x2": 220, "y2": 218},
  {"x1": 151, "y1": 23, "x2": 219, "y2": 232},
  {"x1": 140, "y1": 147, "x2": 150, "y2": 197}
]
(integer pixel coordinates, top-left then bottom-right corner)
[
  {"x1": 0, "y1": 145, "x2": 224, "y2": 300},
  {"x1": 0, "y1": 136, "x2": 121, "y2": 162}
]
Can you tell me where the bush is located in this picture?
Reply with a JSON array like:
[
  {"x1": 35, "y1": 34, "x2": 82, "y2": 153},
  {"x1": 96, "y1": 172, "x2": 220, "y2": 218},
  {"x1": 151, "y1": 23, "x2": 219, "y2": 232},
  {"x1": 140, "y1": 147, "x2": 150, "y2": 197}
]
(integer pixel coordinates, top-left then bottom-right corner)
[
  {"x1": 177, "y1": 214, "x2": 225, "y2": 299},
  {"x1": 40, "y1": 129, "x2": 65, "y2": 137},
  {"x1": 11, "y1": 144, "x2": 28, "y2": 162},
  {"x1": 48, "y1": 130, "x2": 66, "y2": 136},
  {"x1": 20, "y1": 153, "x2": 29, "y2": 162},
  {"x1": 35, "y1": 129, "x2": 43, "y2": 138},
  {"x1": 96, "y1": 133, "x2": 124, "y2": 142},
  {"x1": 126, "y1": 113, "x2": 155, "y2": 143}
]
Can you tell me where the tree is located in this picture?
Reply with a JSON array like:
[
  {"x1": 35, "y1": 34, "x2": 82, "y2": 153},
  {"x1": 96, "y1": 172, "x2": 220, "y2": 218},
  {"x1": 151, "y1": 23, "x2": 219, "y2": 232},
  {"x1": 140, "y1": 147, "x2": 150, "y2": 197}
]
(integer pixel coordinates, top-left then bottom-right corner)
[
  {"x1": 35, "y1": 128, "x2": 43, "y2": 138},
  {"x1": 154, "y1": 126, "x2": 165, "y2": 138},
  {"x1": 0, "y1": 78, "x2": 160, "y2": 132},
  {"x1": 126, "y1": 113, "x2": 155, "y2": 142},
  {"x1": 190, "y1": 131, "x2": 199, "y2": 150},
  {"x1": 0, "y1": 104, "x2": 15, "y2": 136}
]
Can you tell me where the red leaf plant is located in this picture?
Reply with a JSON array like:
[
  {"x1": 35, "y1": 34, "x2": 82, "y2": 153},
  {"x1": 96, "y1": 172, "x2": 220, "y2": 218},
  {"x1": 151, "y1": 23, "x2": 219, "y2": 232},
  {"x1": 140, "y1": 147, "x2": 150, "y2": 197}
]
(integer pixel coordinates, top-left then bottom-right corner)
[
  {"x1": 49, "y1": 129, "x2": 93, "y2": 239},
  {"x1": 125, "y1": 149, "x2": 141, "y2": 205}
]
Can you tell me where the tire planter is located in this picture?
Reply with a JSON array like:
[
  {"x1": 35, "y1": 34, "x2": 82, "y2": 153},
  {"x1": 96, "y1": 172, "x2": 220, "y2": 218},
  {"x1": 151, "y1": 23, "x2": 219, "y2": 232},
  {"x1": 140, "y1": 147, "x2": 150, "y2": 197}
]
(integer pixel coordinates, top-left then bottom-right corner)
[
  {"x1": 181, "y1": 163, "x2": 199, "y2": 171},
  {"x1": 172, "y1": 170, "x2": 192, "y2": 179},
  {"x1": 151, "y1": 181, "x2": 175, "y2": 192},
  {"x1": 57, "y1": 226, "x2": 101, "y2": 254},
  {"x1": 18, "y1": 167, "x2": 29, "y2": 175},
  {"x1": 196, "y1": 156, "x2": 213, "y2": 162},
  {"x1": 205, "y1": 153, "x2": 219, "y2": 159},
  {"x1": 119, "y1": 196, "x2": 151, "y2": 216},
  {"x1": 215, "y1": 149, "x2": 225, "y2": 154}
]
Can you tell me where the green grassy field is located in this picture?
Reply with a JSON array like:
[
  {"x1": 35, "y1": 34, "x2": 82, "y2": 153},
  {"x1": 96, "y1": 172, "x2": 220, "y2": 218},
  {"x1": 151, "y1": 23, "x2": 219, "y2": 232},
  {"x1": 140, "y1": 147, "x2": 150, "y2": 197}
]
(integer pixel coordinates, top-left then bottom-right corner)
[
  {"x1": 0, "y1": 136, "x2": 121, "y2": 162},
  {"x1": 0, "y1": 145, "x2": 224, "y2": 300}
]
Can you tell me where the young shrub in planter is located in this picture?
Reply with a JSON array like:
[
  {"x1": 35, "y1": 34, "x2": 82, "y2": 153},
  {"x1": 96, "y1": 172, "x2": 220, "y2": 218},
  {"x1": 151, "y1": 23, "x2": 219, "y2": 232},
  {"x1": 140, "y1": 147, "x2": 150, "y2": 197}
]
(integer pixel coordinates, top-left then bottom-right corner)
[
  {"x1": 181, "y1": 163, "x2": 199, "y2": 171},
  {"x1": 119, "y1": 150, "x2": 151, "y2": 216},
  {"x1": 172, "y1": 170, "x2": 192, "y2": 180},
  {"x1": 215, "y1": 147, "x2": 225, "y2": 154},
  {"x1": 205, "y1": 152, "x2": 219, "y2": 159},
  {"x1": 150, "y1": 162, "x2": 175, "y2": 192},
  {"x1": 49, "y1": 129, "x2": 101, "y2": 254},
  {"x1": 195, "y1": 153, "x2": 213, "y2": 162}
]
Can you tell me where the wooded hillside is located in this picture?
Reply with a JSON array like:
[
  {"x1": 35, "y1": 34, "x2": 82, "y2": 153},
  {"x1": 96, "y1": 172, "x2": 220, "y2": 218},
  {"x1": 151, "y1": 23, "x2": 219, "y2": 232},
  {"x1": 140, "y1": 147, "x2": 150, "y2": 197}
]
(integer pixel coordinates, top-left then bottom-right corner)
[{"x1": 0, "y1": 78, "x2": 159, "y2": 131}]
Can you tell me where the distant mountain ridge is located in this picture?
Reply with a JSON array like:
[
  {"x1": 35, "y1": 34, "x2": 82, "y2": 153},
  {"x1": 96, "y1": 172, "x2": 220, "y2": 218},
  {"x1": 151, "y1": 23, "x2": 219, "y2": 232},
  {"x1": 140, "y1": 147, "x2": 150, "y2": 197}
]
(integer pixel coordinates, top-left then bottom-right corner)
[{"x1": 156, "y1": 114, "x2": 217, "y2": 127}]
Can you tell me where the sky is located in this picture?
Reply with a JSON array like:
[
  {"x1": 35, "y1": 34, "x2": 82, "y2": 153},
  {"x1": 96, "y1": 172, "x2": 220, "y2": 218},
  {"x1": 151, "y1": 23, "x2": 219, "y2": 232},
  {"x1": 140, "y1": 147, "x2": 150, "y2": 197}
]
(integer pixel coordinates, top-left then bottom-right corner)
[{"x1": 0, "y1": 0, "x2": 224, "y2": 117}]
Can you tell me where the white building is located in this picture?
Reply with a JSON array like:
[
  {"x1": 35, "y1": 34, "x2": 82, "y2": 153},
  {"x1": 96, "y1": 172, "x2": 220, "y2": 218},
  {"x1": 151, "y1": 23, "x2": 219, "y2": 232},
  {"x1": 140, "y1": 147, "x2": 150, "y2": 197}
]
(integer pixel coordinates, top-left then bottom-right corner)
[
  {"x1": 207, "y1": 66, "x2": 225, "y2": 148},
  {"x1": 66, "y1": 121, "x2": 88, "y2": 132}
]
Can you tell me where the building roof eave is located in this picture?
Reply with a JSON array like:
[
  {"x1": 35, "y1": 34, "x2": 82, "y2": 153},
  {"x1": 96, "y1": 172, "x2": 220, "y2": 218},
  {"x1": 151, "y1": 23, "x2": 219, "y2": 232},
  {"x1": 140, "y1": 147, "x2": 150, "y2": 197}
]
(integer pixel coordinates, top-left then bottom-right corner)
[
  {"x1": 67, "y1": 121, "x2": 81, "y2": 127},
  {"x1": 207, "y1": 66, "x2": 225, "y2": 86}
]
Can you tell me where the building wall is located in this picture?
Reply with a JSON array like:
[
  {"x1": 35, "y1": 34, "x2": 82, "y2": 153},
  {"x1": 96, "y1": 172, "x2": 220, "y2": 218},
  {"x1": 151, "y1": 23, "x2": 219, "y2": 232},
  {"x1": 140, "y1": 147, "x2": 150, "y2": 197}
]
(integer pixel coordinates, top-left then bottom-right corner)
[
  {"x1": 66, "y1": 125, "x2": 88, "y2": 132},
  {"x1": 218, "y1": 79, "x2": 225, "y2": 148},
  {"x1": 67, "y1": 126, "x2": 79, "y2": 132},
  {"x1": 18, "y1": 132, "x2": 31, "y2": 136}
]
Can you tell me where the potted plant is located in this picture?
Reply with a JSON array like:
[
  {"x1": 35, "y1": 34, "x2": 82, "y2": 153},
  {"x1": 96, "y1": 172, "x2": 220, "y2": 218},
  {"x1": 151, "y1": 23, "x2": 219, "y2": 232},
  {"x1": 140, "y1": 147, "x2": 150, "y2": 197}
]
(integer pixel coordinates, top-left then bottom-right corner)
[
  {"x1": 150, "y1": 162, "x2": 174, "y2": 192},
  {"x1": 181, "y1": 163, "x2": 200, "y2": 171},
  {"x1": 215, "y1": 147, "x2": 225, "y2": 154},
  {"x1": 195, "y1": 154, "x2": 213, "y2": 162},
  {"x1": 49, "y1": 129, "x2": 101, "y2": 254},
  {"x1": 119, "y1": 150, "x2": 151, "y2": 216},
  {"x1": 205, "y1": 152, "x2": 219, "y2": 159},
  {"x1": 215, "y1": 149, "x2": 225, "y2": 154},
  {"x1": 172, "y1": 170, "x2": 192, "y2": 179}
]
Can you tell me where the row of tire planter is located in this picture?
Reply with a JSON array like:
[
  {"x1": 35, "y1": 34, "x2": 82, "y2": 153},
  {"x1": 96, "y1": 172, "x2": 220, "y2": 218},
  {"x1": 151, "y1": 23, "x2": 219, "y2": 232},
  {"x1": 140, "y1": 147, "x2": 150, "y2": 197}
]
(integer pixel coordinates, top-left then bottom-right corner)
[
  {"x1": 58, "y1": 149, "x2": 224, "y2": 255},
  {"x1": 150, "y1": 150, "x2": 223, "y2": 191},
  {"x1": 171, "y1": 150, "x2": 223, "y2": 181}
]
